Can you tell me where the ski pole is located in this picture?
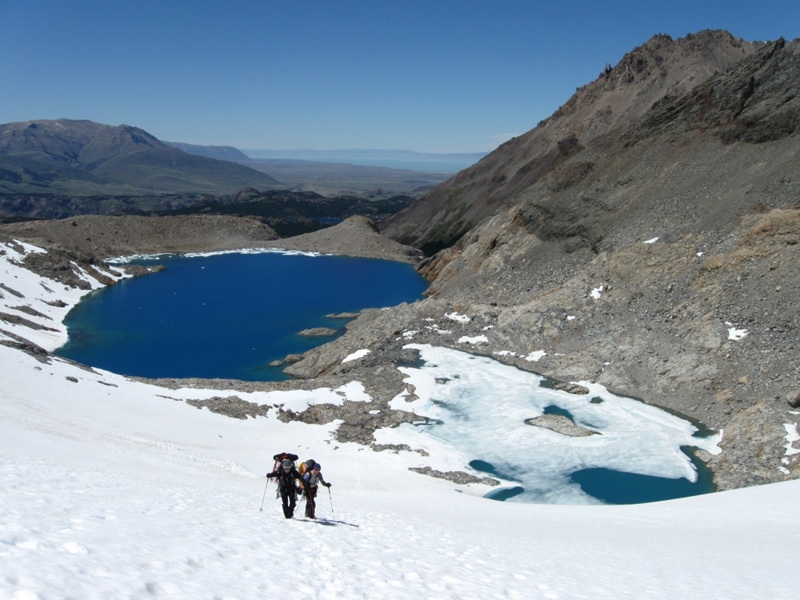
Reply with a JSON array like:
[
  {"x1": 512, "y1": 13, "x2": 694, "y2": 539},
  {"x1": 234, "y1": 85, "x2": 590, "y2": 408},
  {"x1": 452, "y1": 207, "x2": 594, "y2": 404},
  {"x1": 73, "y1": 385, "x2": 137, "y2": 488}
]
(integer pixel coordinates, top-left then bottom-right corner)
[
  {"x1": 327, "y1": 486, "x2": 335, "y2": 519},
  {"x1": 259, "y1": 477, "x2": 270, "y2": 512}
]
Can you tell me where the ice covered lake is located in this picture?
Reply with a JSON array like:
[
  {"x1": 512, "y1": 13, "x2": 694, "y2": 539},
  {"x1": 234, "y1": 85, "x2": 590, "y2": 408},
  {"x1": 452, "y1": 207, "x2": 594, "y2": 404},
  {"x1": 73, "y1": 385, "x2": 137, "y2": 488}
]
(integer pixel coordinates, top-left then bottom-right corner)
[
  {"x1": 391, "y1": 345, "x2": 719, "y2": 504},
  {"x1": 55, "y1": 250, "x2": 719, "y2": 504}
]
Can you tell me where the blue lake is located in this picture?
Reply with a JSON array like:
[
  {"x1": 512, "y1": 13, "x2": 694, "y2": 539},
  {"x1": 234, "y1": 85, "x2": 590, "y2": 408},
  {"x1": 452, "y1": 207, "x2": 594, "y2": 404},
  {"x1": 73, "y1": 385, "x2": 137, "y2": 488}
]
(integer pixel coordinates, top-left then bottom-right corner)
[{"x1": 56, "y1": 251, "x2": 429, "y2": 381}]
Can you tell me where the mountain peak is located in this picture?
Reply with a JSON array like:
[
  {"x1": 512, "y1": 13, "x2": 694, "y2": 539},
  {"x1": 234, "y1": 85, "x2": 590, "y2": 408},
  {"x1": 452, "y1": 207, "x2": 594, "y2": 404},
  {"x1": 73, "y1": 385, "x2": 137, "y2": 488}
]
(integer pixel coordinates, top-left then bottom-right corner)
[{"x1": 380, "y1": 29, "x2": 764, "y2": 253}]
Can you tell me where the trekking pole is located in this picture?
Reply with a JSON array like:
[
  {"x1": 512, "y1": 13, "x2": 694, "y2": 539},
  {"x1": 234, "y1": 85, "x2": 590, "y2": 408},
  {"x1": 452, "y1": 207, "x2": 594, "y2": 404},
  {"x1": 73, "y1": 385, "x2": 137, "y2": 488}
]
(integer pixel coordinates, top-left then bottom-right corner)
[
  {"x1": 260, "y1": 456, "x2": 281, "y2": 512},
  {"x1": 259, "y1": 477, "x2": 270, "y2": 512},
  {"x1": 327, "y1": 486, "x2": 335, "y2": 519}
]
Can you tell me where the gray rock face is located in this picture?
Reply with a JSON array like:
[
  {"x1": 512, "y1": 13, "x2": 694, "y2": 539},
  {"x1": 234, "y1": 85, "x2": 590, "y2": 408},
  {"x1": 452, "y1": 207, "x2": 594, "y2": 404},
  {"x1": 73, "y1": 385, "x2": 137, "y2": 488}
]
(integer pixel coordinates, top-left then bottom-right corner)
[
  {"x1": 185, "y1": 396, "x2": 271, "y2": 420},
  {"x1": 380, "y1": 30, "x2": 762, "y2": 254},
  {"x1": 524, "y1": 415, "x2": 598, "y2": 437},
  {"x1": 297, "y1": 327, "x2": 339, "y2": 337},
  {"x1": 408, "y1": 466, "x2": 500, "y2": 486}
]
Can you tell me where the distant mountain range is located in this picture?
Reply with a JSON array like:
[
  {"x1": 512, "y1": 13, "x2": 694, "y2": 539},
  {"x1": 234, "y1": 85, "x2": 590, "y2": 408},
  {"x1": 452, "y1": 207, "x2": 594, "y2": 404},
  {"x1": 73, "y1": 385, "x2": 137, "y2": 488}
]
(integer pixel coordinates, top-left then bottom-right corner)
[
  {"x1": 0, "y1": 119, "x2": 279, "y2": 196},
  {"x1": 164, "y1": 143, "x2": 457, "y2": 194},
  {"x1": 0, "y1": 120, "x2": 458, "y2": 208}
]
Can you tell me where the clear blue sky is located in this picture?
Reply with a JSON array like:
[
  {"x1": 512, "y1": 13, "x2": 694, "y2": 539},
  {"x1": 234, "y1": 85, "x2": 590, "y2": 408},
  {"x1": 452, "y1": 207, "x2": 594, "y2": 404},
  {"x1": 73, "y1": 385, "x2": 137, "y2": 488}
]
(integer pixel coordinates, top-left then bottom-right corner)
[{"x1": 1, "y1": 0, "x2": 797, "y2": 153}]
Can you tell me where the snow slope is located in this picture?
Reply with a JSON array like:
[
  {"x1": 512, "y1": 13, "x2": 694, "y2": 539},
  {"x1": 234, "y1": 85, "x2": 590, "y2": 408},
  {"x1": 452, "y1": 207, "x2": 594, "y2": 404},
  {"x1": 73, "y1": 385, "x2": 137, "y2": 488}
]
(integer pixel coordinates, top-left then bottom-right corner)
[{"x1": 1, "y1": 241, "x2": 798, "y2": 599}]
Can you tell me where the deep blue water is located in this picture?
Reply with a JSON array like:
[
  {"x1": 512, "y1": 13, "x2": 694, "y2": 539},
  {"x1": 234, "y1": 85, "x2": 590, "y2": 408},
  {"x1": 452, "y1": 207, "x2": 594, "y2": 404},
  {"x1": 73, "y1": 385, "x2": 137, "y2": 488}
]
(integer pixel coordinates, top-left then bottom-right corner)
[
  {"x1": 56, "y1": 252, "x2": 428, "y2": 381},
  {"x1": 475, "y1": 448, "x2": 716, "y2": 505},
  {"x1": 568, "y1": 450, "x2": 716, "y2": 504}
]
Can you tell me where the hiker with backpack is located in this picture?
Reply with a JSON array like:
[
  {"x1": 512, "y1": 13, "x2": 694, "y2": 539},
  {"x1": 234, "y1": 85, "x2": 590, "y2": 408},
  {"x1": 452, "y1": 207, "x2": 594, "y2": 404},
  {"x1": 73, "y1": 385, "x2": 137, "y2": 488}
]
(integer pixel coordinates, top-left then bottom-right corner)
[
  {"x1": 266, "y1": 456, "x2": 304, "y2": 519},
  {"x1": 301, "y1": 462, "x2": 331, "y2": 519}
]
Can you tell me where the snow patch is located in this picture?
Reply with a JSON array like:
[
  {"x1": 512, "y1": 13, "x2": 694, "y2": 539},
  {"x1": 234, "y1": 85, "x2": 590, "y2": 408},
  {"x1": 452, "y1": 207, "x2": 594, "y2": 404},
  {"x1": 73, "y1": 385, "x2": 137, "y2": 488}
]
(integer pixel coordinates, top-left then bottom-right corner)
[
  {"x1": 335, "y1": 381, "x2": 372, "y2": 403},
  {"x1": 784, "y1": 423, "x2": 800, "y2": 456},
  {"x1": 525, "y1": 350, "x2": 547, "y2": 362},
  {"x1": 110, "y1": 248, "x2": 324, "y2": 263},
  {"x1": 458, "y1": 335, "x2": 488, "y2": 345},
  {"x1": 424, "y1": 324, "x2": 451, "y2": 335},
  {"x1": 342, "y1": 348, "x2": 370, "y2": 363},
  {"x1": 726, "y1": 322, "x2": 749, "y2": 340},
  {"x1": 445, "y1": 312, "x2": 471, "y2": 323},
  {"x1": 0, "y1": 242, "x2": 125, "y2": 351}
]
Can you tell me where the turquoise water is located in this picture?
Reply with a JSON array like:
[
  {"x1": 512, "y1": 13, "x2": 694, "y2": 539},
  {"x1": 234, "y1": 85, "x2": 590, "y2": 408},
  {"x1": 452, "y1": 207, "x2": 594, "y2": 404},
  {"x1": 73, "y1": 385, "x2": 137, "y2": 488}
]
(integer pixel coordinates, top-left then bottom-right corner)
[{"x1": 56, "y1": 252, "x2": 428, "y2": 381}]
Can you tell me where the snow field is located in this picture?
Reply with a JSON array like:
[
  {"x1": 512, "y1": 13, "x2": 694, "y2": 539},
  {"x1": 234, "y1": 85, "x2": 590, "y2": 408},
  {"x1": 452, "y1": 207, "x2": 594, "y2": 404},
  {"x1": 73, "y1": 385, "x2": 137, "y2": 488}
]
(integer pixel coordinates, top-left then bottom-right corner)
[
  {"x1": 2, "y1": 339, "x2": 799, "y2": 599},
  {"x1": 2, "y1": 241, "x2": 799, "y2": 599}
]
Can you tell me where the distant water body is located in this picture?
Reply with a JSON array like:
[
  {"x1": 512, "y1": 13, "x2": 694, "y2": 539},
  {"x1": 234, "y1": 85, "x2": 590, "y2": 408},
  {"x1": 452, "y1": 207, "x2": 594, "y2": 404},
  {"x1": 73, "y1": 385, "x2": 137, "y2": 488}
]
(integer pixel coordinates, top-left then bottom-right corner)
[
  {"x1": 57, "y1": 251, "x2": 428, "y2": 381},
  {"x1": 245, "y1": 149, "x2": 488, "y2": 173}
]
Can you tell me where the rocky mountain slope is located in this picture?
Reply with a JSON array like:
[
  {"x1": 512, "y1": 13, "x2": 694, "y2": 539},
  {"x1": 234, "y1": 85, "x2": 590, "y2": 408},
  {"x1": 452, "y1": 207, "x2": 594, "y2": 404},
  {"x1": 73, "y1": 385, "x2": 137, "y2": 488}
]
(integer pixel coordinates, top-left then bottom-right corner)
[
  {"x1": 298, "y1": 31, "x2": 800, "y2": 490},
  {"x1": 0, "y1": 119, "x2": 279, "y2": 196},
  {"x1": 380, "y1": 30, "x2": 762, "y2": 254}
]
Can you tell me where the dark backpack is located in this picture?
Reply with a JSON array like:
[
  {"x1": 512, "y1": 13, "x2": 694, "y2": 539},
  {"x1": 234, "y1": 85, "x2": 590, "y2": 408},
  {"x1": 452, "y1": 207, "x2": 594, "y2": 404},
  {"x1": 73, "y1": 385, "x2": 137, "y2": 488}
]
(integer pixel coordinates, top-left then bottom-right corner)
[{"x1": 273, "y1": 452, "x2": 299, "y2": 466}]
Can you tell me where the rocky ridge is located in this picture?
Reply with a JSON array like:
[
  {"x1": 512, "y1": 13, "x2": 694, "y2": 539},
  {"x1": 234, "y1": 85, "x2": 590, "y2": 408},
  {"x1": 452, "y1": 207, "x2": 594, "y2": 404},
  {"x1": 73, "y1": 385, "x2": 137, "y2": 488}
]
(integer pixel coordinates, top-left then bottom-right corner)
[
  {"x1": 379, "y1": 30, "x2": 761, "y2": 254},
  {"x1": 0, "y1": 214, "x2": 281, "y2": 258}
]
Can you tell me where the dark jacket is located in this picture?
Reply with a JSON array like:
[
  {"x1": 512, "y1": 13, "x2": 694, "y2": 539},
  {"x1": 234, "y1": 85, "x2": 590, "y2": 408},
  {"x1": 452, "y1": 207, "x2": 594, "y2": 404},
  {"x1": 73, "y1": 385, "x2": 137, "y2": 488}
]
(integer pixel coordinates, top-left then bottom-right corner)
[{"x1": 268, "y1": 467, "x2": 303, "y2": 491}]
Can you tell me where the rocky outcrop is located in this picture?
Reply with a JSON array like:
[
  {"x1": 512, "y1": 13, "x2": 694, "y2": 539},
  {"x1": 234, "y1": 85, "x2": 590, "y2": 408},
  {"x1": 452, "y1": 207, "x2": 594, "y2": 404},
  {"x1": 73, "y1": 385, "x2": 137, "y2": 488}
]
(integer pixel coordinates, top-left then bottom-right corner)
[
  {"x1": 260, "y1": 215, "x2": 423, "y2": 264},
  {"x1": 408, "y1": 466, "x2": 500, "y2": 486},
  {"x1": 525, "y1": 414, "x2": 598, "y2": 437},
  {"x1": 298, "y1": 327, "x2": 339, "y2": 337},
  {"x1": 185, "y1": 396, "x2": 271, "y2": 420}
]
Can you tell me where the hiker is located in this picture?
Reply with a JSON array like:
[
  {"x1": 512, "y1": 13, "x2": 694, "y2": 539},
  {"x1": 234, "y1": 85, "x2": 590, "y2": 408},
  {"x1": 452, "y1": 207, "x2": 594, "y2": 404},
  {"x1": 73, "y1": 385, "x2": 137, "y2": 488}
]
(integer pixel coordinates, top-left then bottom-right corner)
[
  {"x1": 301, "y1": 463, "x2": 331, "y2": 519},
  {"x1": 267, "y1": 458, "x2": 304, "y2": 519}
]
